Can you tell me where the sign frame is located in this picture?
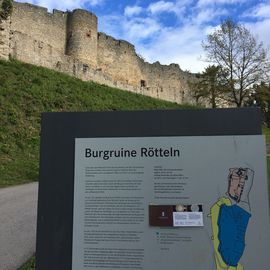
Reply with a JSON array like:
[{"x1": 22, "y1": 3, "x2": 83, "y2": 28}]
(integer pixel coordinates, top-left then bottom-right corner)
[{"x1": 36, "y1": 108, "x2": 264, "y2": 270}]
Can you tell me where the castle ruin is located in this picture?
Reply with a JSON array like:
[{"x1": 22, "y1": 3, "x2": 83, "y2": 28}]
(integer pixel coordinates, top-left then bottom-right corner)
[{"x1": 0, "y1": 1, "x2": 195, "y2": 104}]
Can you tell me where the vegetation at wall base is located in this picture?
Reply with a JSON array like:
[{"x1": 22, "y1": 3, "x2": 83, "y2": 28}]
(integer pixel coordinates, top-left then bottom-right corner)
[
  {"x1": 0, "y1": 59, "x2": 198, "y2": 187},
  {"x1": 18, "y1": 255, "x2": 35, "y2": 270},
  {"x1": 0, "y1": 0, "x2": 13, "y2": 20}
]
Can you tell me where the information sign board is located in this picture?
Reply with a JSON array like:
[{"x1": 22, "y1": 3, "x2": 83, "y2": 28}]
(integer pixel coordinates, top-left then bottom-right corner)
[
  {"x1": 36, "y1": 108, "x2": 270, "y2": 270},
  {"x1": 72, "y1": 135, "x2": 270, "y2": 270}
]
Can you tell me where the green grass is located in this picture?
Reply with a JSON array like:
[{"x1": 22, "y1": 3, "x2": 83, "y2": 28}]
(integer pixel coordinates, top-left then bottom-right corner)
[
  {"x1": 0, "y1": 59, "x2": 198, "y2": 188},
  {"x1": 262, "y1": 125, "x2": 270, "y2": 146},
  {"x1": 18, "y1": 256, "x2": 35, "y2": 270}
]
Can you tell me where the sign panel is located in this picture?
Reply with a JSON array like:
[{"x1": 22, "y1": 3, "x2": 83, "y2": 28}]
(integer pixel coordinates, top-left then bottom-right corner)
[{"x1": 72, "y1": 135, "x2": 270, "y2": 270}]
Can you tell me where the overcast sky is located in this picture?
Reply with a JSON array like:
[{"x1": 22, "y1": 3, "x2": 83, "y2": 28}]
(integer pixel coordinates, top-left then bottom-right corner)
[{"x1": 16, "y1": 0, "x2": 270, "y2": 73}]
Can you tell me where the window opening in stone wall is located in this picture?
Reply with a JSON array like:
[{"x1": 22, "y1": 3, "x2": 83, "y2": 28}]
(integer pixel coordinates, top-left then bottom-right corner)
[
  {"x1": 56, "y1": 61, "x2": 61, "y2": 69},
  {"x1": 140, "y1": 80, "x2": 146, "y2": 87},
  {"x1": 83, "y1": 64, "x2": 89, "y2": 73},
  {"x1": 86, "y1": 30, "x2": 91, "y2": 38}
]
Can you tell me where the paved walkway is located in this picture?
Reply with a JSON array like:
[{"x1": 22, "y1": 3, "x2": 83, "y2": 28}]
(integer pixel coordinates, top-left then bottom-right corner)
[{"x1": 0, "y1": 183, "x2": 38, "y2": 270}]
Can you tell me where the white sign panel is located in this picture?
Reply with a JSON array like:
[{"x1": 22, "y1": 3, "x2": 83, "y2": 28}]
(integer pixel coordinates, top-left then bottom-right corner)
[
  {"x1": 72, "y1": 135, "x2": 270, "y2": 270},
  {"x1": 173, "y1": 211, "x2": 203, "y2": 227}
]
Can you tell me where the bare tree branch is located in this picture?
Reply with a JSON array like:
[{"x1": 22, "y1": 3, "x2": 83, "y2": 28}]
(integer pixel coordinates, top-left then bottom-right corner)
[{"x1": 202, "y1": 19, "x2": 270, "y2": 107}]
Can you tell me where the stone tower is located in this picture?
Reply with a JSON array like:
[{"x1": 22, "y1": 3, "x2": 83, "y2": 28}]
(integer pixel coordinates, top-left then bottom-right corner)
[{"x1": 66, "y1": 9, "x2": 98, "y2": 67}]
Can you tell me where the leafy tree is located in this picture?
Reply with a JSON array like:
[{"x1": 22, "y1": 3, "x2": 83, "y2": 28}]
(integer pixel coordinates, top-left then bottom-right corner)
[
  {"x1": 202, "y1": 19, "x2": 270, "y2": 107},
  {"x1": 0, "y1": 0, "x2": 13, "y2": 21},
  {"x1": 248, "y1": 82, "x2": 270, "y2": 126},
  {"x1": 189, "y1": 65, "x2": 229, "y2": 108}
]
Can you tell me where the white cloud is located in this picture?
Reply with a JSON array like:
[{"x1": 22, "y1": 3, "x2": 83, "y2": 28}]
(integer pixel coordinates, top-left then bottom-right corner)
[
  {"x1": 244, "y1": 3, "x2": 270, "y2": 19},
  {"x1": 147, "y1": 0, "x2": 189, "y2": 17},
  {"x1": 195, "y1": 8, "x2": 228, "y2": 24},
  {"x1": 99, "y1": 15, "x2": 161, "y2": 42},
  {"x1": 148, "y1": 1, "x2": 175, "y2": 14},
  {"x1": 197, "y1": 0, "x2": 245, "y2": 7},
  {"x1": 135, "y1": 24, "x2": 210, "y2": 72},
  {"x1": 245, "y1": 19, "x2": 270, "y2": 52},
  {"x1": 16, "y1": 0, "x2": 104, "y2": 11},
  {"x1": 87, "y1": 0, "x2": 103, "y2": 6},
  {"x1": 124, "y1": 18, "x2": 161, "y2": 40},
  {"x1": 124, "y1": 5, "x2": 143, "y2": 17}
]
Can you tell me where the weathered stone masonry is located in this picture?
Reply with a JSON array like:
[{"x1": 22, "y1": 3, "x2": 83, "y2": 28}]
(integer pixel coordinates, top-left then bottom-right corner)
[{"x1": 0, "y1": 1, "x2": 195, "y2": 104}]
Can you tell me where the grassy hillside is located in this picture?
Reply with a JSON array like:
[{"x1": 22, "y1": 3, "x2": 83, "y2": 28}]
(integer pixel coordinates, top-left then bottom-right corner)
[{"x1": 0, "y1": 59, "x2": 197, "y2": 187}]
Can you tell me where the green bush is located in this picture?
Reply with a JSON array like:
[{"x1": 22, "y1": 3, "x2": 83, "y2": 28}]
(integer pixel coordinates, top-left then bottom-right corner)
[{"x1": 0, "y1": 0, "x2": 13, "y2": 20}]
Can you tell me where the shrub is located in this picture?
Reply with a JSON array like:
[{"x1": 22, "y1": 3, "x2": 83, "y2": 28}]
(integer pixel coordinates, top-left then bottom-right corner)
[{"x1": 0, "y1": 0, "x2": 13, "y2": 21}]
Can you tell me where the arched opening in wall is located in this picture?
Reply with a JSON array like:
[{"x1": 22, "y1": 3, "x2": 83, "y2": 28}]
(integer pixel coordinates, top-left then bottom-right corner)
[{"x1": 140, "y1": 80, "x2": 146, "y2": 87}]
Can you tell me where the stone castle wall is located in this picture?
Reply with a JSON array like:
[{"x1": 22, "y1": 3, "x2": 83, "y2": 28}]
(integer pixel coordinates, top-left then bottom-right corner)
[
  {"x1": 0, "y1": 1, "x2": 195, "y2": 104},
  {"x1": 0, "y1": 16, "x2": 10, "y2": 60},
  {"x1": 11, "y1": 3, "x2": 67, "y2": 52}
]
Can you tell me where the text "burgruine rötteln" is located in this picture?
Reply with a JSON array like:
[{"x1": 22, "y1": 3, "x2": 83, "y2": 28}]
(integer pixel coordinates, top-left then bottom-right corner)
[{"x1": 85, "y1": 147, "x2": 181, "y2": 160}]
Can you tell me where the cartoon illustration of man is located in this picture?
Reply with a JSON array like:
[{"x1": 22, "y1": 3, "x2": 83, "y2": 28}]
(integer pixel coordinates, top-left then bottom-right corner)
[{"x1": 210, "y1": 168, "x2": 254, "y2": 270}]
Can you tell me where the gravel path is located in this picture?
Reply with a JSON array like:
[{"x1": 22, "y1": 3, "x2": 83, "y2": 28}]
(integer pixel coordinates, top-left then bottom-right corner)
[{"x1": 0, "y1": 183, "x2": 38, "y2": 270}]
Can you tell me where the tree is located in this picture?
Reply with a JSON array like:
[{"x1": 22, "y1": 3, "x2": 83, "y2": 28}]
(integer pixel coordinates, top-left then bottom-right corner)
[
  {"x1": 248, "y1": 82, "x2": 270, "y2": 126},
  {"x1": 202, "y1": 19, "x2": 270, "y2": 107},
  {"x1": 189, "y1": 65, "x2": 229, "y2": 108}
]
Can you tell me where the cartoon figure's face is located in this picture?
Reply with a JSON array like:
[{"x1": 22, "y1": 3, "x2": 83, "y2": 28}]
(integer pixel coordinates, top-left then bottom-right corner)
[{"x1": 227, "y1": 168, "x2": 247, "y2": 202}]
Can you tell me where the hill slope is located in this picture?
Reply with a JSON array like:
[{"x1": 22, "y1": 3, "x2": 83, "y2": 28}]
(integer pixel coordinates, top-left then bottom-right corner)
[{"x1": 0, "y1": 60, "x2": 196, "y2": 187}]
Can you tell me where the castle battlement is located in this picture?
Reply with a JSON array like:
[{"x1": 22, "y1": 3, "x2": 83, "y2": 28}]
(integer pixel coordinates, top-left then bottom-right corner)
[{"x1": 0, "y1": 1, "x2": 195, "y2": 104}]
